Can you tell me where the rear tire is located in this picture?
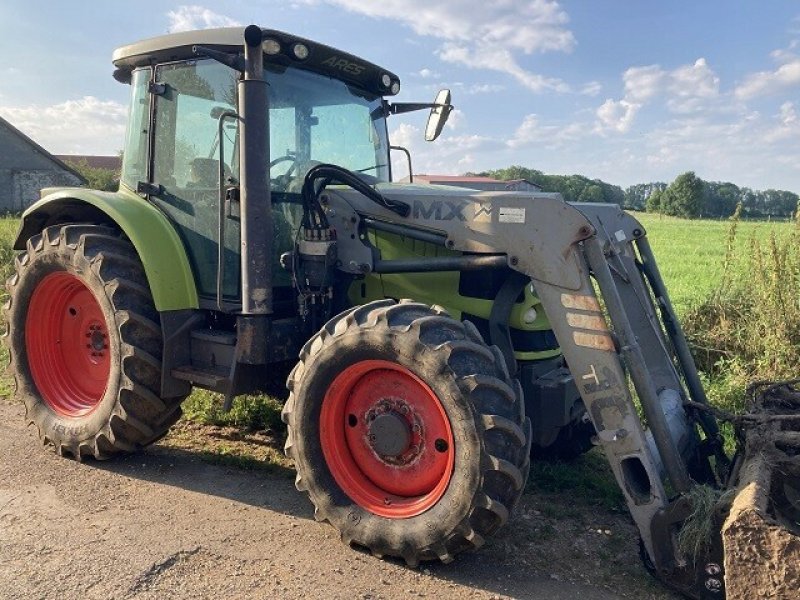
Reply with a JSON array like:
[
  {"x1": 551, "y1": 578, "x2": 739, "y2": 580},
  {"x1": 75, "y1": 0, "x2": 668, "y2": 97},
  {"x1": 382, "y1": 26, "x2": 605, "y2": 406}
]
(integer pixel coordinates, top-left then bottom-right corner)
[
  {"x1": 283, "y1": 299, "x2": 531, "y2": 565},
  {"x1": 3, "y1": 224, "x2": 185, "y2": 459}
]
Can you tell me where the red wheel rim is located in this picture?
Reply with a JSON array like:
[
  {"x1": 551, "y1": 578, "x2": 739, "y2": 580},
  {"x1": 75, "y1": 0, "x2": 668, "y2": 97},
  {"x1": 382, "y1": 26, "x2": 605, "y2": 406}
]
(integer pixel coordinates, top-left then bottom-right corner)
[
  {"x1": 320, "y1": 360, "x2": 455, "y2": 518},
  {"x1": 25, "y1": 272, "x2": 111, "y2": 417}
]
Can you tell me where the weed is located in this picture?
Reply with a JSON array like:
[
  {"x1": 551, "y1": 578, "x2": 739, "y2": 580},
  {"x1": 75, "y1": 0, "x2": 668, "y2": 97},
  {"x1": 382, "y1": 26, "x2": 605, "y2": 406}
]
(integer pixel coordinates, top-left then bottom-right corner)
[
  {"x1": 528, "y1": 450, "x2": 624, "y2": 510},
  {"x1": 182, "y1": 389, "x2": 285, "y2": 433},
  {"x1": 683, "y1": 203, "x2": 800, "y2": 416}
]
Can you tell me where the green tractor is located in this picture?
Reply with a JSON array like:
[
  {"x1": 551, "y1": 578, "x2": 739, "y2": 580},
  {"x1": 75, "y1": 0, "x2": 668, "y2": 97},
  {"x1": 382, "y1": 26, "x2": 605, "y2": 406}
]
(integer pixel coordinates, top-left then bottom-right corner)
[{"x1": 5, "y1": 26, "x2": 798, "y2": 599}]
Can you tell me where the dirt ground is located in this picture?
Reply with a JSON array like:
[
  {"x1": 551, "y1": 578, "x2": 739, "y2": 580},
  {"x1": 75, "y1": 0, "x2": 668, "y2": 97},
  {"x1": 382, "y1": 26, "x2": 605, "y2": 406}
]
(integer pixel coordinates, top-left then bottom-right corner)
[{"x1": 0, "y1": 399, "x2": 677, "y2": 600}]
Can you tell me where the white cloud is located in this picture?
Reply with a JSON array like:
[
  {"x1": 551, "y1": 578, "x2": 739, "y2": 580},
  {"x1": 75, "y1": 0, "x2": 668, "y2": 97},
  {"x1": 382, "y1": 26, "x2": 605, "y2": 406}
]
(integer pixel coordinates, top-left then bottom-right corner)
[
  {"x1": 445, "y1": 108, "x2": 465, "y2": 130},
  {"x1": 506, "y1": 113, "x2": 586, "y2": 148},
  {"x1": 735, "y1": 59, "x2": 800, "y2": 99},
  {"x1": 389, "y1": 120, "x2": 493, "y2": 178},
  {"x1": 621, "y1": 59, "x2": 719, "y2": 113},
  {"x1": 770, "y1": 47, "x2": 798, "y2": 63},
  {"x1": 669, "y1": 58, "x2": 719, "y2": 98},
  {"x1": 596, "y1": 57, "x2": 721, "y2": 132},
  {"x1": 166, "y1": 5, "x2": 240, "y2": 33},
  {"x1": 507, "y1": 114, "x2": 542, "y2": 148},
  {"x1": 780, "y1": 101, "x2": 797, "y2": 125},
  {"x1": 595, "y1": 99, "x2": 640, "y2": 133},
  {"x1": 623, "y1": 65, "x2": 665, "y2": 102},
  {"x1": 438, "y1": 43, "x2": 569, "y2": 92},
  {"x1": 580, "y1": 81, "x2": 602, "y2": 96},
  {"x1": 465, "y1": 83, "x2": 506, "y2": 94},
  {"x1": 763, "y1": 101, "x2": 800, "y2": 143},
  {"x1": 297, "y1": 0, "x2": 574, "y2": 93},
  {"x1": 417, "y1": 68, "x2": 439, "y2": 79},
  {"x1": 0, "y1": 97, "x2": 128, "y2": 155}
]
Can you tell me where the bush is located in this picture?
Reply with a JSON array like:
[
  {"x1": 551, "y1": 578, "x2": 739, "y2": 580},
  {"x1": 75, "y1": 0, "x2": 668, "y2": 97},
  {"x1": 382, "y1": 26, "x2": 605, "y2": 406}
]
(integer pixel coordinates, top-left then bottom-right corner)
[{"x1": 683, "y1": 203, "x2": 800, "y2": 411}]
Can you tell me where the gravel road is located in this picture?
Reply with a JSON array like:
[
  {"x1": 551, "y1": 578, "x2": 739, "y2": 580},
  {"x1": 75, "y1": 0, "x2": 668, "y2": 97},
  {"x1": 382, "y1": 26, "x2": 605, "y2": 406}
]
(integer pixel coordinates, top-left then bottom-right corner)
[{"x1": 0, "y1": 399, "x2": 673, "y2": 600}]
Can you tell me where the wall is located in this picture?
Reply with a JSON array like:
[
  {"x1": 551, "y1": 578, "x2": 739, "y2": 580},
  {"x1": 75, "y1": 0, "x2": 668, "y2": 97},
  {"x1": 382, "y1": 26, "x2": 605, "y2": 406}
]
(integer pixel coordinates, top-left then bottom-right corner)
[{"x1": 0, "y1": 123, "x2": 83, "y2": 212}]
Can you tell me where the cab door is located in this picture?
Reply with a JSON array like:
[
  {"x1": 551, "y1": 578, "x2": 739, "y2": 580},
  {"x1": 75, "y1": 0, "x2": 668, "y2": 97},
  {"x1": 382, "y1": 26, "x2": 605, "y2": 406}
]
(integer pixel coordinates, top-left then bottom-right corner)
[{"x1": 151, "y1": 58, "x2": 241, "y2": 302}]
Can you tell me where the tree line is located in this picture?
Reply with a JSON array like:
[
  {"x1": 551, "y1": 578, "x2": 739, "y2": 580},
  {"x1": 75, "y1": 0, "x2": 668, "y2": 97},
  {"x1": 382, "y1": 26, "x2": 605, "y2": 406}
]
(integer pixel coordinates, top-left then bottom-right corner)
[{"x1": 477, "y1": 166, "x2": 798, "y2": 220}]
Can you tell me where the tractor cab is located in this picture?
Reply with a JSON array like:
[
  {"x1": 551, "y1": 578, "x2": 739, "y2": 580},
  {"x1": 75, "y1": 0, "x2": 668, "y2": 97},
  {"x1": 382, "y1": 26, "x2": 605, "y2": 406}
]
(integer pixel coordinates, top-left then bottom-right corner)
[
  {"x1": 112, "y1": 27, "x2": 450, "y2": 316},
  {"x1": 112, "y1": 27, "x2": 405, "y2": 310}
]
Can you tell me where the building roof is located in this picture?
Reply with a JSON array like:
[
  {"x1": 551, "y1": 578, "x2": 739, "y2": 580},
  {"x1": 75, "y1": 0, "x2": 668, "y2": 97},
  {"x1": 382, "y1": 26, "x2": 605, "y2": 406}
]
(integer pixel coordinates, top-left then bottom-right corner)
[
  {"x1": 56, "y1": 155, "x2": 122, "y2": 172},
  {"x1": 413, "y1": 175, "x2": 505, "y2": 184},
  {"x1": 0, "y1": 115, "x2": 86, "y2": 183},
  {"x1": 411, "y1": 174, "x2": 542, "y2": 190}
]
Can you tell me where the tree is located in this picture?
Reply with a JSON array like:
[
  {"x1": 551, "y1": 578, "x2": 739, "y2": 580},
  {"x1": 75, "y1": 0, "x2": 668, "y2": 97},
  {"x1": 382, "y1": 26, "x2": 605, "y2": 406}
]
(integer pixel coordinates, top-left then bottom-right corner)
[
  {"x1": 479, "y1": 167, "x2": 624, "y2": 205},
  {"x1": 706, "y1": 181, "x2": 740, "y2": 217},
  {"x1": 646, "y1": 189, "x2": 663, "y2": 213},
  {"x1": 661, "y1": 171, "x2": 706, "y2": 218},
  {"x1": 64, "y1": 159, "x2": 119, "y2": 192},
  {"x1": 579, "y1": 184, "x2": 603, "y2": 203}
]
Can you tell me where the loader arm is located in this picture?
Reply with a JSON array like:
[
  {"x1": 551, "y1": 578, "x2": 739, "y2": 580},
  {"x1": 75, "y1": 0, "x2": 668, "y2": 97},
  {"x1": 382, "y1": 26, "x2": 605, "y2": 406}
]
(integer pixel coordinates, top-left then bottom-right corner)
[{"x1": 325, "y1": 185, "x2": 730, "y2": 598}]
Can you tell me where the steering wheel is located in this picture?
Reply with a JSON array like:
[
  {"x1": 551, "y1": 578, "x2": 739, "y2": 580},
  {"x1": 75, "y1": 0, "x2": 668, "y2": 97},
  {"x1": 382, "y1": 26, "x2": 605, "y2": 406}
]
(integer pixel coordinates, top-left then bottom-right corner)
[{"x1": 269, "y1": 154, "x2": 299, "y2": 191}]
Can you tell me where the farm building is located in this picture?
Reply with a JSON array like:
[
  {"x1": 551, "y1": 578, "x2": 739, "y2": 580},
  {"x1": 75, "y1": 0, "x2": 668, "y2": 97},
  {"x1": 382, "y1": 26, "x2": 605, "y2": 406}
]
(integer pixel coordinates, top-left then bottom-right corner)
[
  {"x1": 407, "y1": 174, "x2": 543, "y2": 193},
  {"x1": 0, "y1": 116, "x2": 85, "y2": 212}
]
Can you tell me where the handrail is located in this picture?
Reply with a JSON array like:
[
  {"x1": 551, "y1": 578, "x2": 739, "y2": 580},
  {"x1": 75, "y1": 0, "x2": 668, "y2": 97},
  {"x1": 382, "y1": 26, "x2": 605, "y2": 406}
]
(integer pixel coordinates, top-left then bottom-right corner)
[{"x1": 217, "y1": 110, "x2": 241, "y2": 311}]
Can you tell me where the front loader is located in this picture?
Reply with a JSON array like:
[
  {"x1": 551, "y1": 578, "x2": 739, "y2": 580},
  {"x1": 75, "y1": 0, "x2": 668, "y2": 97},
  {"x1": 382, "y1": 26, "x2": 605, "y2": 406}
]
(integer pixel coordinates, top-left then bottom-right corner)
[{"x1": 5, "y1": 25, "x2": 798, "y2": 598}]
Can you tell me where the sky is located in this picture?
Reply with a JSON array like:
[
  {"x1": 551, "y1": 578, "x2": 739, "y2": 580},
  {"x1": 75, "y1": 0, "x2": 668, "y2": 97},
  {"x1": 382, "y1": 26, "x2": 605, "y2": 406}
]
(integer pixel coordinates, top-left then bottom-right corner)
[{"x1": 1, "y1": 1, "x2": 798, "y2": 192}]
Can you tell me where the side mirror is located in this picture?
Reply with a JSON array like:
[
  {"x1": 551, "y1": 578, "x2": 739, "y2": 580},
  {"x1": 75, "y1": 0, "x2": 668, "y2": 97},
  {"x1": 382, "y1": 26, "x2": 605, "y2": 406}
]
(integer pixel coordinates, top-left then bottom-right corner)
[{"x1": 425, "y1": 89, "x2": 453, "y2": 142}]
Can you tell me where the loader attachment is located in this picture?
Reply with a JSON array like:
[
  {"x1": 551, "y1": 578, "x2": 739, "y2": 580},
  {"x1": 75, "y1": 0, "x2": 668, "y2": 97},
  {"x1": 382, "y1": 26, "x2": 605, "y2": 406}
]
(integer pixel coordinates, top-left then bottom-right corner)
[
  {"x1": 721, "y1": 380, "x2": 800, "y2": 600},
  {"x1": 324, "y1": 184, "x2": 799, "y2": 598}
]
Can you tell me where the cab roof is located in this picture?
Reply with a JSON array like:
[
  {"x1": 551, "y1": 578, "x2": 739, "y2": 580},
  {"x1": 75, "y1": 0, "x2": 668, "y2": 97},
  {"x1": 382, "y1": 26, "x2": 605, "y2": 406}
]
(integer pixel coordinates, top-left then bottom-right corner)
[{"x1": 112, "y1": 27, "x2": 400, "y2": 97}]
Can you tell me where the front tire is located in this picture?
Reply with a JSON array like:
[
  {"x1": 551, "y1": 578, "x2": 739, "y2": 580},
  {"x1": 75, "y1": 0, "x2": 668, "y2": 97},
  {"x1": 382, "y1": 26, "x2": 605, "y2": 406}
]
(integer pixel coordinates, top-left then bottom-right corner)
[
  {"x1": 4, "y1": 224, "x2": 185, "y2": 459},
  {"x1": 283, "y1": 299, "x2": 531, "y2": 565}
]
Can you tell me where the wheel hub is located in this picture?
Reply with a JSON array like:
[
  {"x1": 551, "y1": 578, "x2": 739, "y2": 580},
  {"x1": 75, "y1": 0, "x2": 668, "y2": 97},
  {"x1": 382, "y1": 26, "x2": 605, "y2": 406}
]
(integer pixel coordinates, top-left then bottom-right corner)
[
  {"x1": 25, "y1": 271, "x2": 111, "y2": 417},
  {"x1": 86, "y1": 323, "x2": 108, "y2": 358},
  {"x1": 368, "y1": 411, "x2": 411, "y2": 458},
  {"x1": 320, "y1": 360, "x2": 455, "y2": 518}
]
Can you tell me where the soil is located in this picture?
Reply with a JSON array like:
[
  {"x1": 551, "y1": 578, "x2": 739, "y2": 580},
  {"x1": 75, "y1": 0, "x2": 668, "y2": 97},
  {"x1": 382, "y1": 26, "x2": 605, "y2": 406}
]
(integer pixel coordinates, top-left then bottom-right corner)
[
  {"x1": 721, "y1": 381, "x2": 800, "y2": 600},
  {"x1": 0, "y1": 399, "x2": 677, "y2": 600}
]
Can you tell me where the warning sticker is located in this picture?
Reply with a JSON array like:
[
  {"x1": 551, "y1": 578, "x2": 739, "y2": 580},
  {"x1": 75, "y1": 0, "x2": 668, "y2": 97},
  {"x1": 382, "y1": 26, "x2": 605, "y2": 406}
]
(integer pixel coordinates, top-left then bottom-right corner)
[{"x1": 499, "y1": 207, "x2": 526, "y2": 223}]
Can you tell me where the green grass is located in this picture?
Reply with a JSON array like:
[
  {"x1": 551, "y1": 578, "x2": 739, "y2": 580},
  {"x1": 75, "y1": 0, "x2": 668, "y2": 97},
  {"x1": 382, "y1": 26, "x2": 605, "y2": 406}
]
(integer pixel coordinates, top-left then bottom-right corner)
[
  {"x1": 634, "y1": 212, "x2": 795, "y2": 315},
  {"x1": 181, "y1": 389, "x2": 284, "y2": 432},
  {"x1": 528, "y1": 449, "x2": 624, "y2": 511}
]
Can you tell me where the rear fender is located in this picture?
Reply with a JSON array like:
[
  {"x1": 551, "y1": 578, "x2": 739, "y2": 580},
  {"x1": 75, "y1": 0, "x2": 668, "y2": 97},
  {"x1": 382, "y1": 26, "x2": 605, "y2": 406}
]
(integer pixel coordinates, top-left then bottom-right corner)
[{"x1": 15, "y1": 187, "x2": 199, "y2": 311}]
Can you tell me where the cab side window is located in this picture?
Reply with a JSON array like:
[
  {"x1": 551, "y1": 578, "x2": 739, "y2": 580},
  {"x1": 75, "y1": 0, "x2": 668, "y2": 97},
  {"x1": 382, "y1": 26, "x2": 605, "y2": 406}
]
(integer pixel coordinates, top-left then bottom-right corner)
[{"x1": 152, "y1": 59, "x2": 240, "y2": 298}]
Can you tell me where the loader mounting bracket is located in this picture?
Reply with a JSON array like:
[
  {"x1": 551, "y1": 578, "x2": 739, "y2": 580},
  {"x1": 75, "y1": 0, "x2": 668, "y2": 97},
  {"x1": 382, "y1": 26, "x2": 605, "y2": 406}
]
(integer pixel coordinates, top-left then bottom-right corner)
[{"x1": 648, "y1": 495, "x2": 727, "y2": 599}]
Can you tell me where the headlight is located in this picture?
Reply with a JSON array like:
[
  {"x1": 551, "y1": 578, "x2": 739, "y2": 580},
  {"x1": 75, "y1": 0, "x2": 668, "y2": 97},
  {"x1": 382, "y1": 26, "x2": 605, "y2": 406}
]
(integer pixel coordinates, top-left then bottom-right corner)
[
  {"x1": 262, "y1": 39, "x2": 281, "y2": 55},
  {"x1": 292, "y1": 43, "x2": 309, "y2": 60}
]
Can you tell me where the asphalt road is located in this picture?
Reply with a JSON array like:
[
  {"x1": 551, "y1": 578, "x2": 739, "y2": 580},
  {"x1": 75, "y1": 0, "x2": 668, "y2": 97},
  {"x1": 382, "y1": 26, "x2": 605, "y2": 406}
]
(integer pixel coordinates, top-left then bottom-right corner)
[{"x1": 0, "y1": 399, "x2": 660, "y2": 600}]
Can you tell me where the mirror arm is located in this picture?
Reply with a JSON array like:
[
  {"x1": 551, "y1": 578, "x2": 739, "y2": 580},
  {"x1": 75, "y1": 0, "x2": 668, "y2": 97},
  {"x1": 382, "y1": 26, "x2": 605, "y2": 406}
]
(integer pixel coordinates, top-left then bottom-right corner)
[
  {"x1": 386, "y1": 101, "x2": 452, "y2": 116},
  {"x1": 193, "y1": 45, "x2": 245, "y2": 73}
]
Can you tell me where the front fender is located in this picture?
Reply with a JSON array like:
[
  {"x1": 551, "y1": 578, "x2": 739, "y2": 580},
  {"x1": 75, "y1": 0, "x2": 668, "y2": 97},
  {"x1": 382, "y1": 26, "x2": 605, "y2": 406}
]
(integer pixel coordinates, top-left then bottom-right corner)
[{"x1": 16, "y1": 187, "x2": 199, "y2": 311}]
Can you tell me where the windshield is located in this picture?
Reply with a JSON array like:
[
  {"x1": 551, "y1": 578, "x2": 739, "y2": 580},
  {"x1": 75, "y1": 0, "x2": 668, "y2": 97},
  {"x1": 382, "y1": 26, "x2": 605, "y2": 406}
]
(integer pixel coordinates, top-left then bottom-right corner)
[{"x1": 265, "y1": 65, "x2": 390, "y2": 192}]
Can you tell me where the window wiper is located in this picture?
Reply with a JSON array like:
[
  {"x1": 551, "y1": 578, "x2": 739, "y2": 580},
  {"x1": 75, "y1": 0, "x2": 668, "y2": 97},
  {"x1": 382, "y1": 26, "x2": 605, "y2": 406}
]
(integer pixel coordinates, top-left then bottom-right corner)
[{"x1": 355, "y1": 164, "x2": 387, "y2": 173}]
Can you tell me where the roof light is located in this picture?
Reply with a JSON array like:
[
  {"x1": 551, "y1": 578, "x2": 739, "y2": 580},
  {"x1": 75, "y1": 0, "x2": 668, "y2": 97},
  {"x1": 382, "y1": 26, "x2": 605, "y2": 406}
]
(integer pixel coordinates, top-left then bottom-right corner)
[
  {"x1": 390, "y1": 81, "x2": 401, "y2": 95},
  {"x1": 381, "y1": 73, "x2": 392, "y2": 88},
  {"x1": 262, "y1": 39, "x2": 281, "y2": 55},
  {"x1": 292, "y1": 43, "x2": 309, "y2": 60}
]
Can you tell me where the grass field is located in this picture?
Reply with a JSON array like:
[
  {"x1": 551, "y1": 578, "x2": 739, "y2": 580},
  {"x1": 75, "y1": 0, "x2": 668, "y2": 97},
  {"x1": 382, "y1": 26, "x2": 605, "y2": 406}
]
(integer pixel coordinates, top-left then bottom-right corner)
[{"x1": 634, "y1": 211, "x2": 795, "y2": 315}]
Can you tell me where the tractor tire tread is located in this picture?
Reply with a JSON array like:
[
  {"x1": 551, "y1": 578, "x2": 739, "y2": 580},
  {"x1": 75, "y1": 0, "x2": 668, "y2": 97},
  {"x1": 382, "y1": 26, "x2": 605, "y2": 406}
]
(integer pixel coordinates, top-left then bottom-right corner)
[
  {"x1": 283, "y1": 299, "x2": 530, "y2": 565},
  {"x1": 4, "y1": 224, "x2": 185, "y2": 460}
]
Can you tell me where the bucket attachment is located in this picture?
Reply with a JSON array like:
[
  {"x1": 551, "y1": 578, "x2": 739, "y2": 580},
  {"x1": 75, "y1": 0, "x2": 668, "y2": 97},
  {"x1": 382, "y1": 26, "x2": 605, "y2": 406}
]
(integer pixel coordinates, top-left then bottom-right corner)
[{"x1": 720, "y1": 380, "x2": 800, "y2": 599}]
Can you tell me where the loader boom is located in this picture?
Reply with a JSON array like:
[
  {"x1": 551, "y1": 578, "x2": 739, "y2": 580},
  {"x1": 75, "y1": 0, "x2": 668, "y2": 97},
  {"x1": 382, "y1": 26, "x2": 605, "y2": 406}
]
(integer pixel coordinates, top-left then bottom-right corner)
[{"x1": 323, "y1": 185, "x2": 730, "y2": 597}]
